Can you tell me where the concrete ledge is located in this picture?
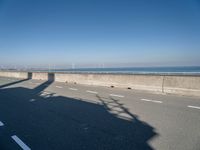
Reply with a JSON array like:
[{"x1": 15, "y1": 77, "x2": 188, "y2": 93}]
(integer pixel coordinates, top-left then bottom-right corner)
[
  {"x1": 0, "y1": 71, "x2": 28, "y2": 79},
  {"x1": 55, "y1": 73, "x2": 163, "y2": 92},
  {"x1": 163, "y1": 76, "x2": 200, "y2": 97},
  {"x1": 0, "y1": 71, "x2": 200, "y2": 97},
  {"x1": 32, "y1": 72, "x2": 48, "y2": 80}
]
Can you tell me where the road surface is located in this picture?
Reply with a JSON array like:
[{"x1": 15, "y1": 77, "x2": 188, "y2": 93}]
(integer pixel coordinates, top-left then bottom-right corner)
[{"x1": 0, "y1": 77, "x2": 200, "y2": 150}]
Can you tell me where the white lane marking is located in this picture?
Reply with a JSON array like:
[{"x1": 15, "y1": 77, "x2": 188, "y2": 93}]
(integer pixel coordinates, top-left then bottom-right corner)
[
  {"x1": 140, "y1": 98, "x2": 163, "y2": 103},
  {"x1": 109, "y1": 94, "x2": 124, "y2": 98},
  {"x1": 29, "y1": 99, "x2": 36, "y2": 102},
  {"x1": 11, "y1": 135, "x2": 31, "y2": 150},
  {"x1": 42, "y1": 91, "x2": 50, "y2": 94},
  {"x1": 188, "y1": 105, "x2": 200, "y2": 110},
  {"x1": 56, "y1": 86, "x2": 63, "y2": 88},
  {"x1": 86, "y1": 90, "x2": 98, "y2": 94},
  {"x1": 69, "y1": 88, "x2": 78, "y2": 91},
  {"x1": 29, "y1": 82, "x2": 40, "y2": 85},
  {"x1": 0, "y1": 121, "x2": 4, "y2": 126}
]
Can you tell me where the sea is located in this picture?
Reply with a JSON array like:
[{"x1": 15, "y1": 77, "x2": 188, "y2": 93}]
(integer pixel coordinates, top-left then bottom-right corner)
[
  {"x1": 43, "y1": 66, "x2": 200, "y2": 75},
  {"x1": 5, "y1": 66, "x2": 200, "y2": 75}
]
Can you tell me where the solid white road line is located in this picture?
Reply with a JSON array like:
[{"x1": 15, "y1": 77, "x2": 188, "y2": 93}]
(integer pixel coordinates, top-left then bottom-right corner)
[
  {"x1": 86, "y1": 90, "x2": 98, "y2": 94},
  {"x1": 188, "y1": 105, "x2": 200, "y2": 110},
  {"x1": 109, "y1": 94, "x2": 124, "y2": 98},
  {"x1": 141, "y1": 98, "x2": 163, "y2": 103},
  {"x1": 0, "y1": 121, "x2": 4, "y2": 126},
  {"x1": 55, "y1": 86, "x2": 63, "y2": 88},
  {"x1": 11, "y1": 135, "x2": 31, "y2": 150},
  {"x1": 69, "y1": 88, "x2": 78, "y2": 91}
]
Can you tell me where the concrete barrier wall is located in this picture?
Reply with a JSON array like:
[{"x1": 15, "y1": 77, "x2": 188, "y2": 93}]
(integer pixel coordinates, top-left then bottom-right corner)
[
  {"x1": 0, "y1": 71, "x2": 200, "y2": 97},
  {"x1": 0, "y1": 71, "x2": 28, "y2": 79},
  {"x1": 55, "y1": 73, "x2": 163, "y2": 92},
  {"x1": 32, "y1": 72, "x2": 48, "y2": 80},
  {"x1": 163, "y1": 76, "x2": 200, "y2": 97}
]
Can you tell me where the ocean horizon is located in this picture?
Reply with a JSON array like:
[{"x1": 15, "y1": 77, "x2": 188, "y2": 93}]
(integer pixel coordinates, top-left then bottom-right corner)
[{"x1": 5, "y1": 66, "x2": 200, "y2": 75}]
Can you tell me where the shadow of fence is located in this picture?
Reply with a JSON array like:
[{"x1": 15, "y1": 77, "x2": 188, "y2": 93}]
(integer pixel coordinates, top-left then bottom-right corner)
[{"x1": 0, "y1": 72, "x2": 158, "y2": 149}]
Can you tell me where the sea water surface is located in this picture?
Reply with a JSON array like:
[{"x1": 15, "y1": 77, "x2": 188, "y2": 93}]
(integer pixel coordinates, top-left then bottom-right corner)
[
  {"x1": 46, "y1": 66, "x2": 200, "y2": 75},
  {"x1": 5, "y1": 66, "x2": 200, "y2": 75}
]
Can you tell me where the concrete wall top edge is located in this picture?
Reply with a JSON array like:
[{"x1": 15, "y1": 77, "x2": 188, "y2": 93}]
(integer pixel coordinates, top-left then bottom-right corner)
[
  {"x1": 0, "y1": 71, "x2": 200, "y2": 77},
  {"x1": 1, "y1": 71, "x2": 200, "y2": 97}
]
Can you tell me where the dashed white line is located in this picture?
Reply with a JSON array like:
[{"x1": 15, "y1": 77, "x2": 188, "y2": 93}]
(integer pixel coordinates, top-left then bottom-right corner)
[
  {"x1": 86, "y1": 90, "x2": 98, "y2": 94},
  {"x1": 0, "y1": 121, "x2": 4, "y2": 126},
  {"x1": 56, "y1": 86, "x2": 63, "y2": 89},
  {"x1": 69, "y1": 88, "x2": 78, "y2": 91},
  {"x1": 140, "y1": 98, "x2": 163, "y2": 103},
  {"x1": 11, "y1": 135, "x2": 31, "y2": 150},
  {"x1": 42, "y1": 91, "x2": 50, "y2": 94},
  {"x1": 188, "y1": 105, "x2": 200, "y2": 110},
  {"x1": 109, "y1": 94, "x2": 124, "y2": 98},
  {"x1": 29, "y1": 99, "x2": 36, "y2": 102},
  {"x1": 29, "y1": 82, "x2": 40, "y2": 85}
]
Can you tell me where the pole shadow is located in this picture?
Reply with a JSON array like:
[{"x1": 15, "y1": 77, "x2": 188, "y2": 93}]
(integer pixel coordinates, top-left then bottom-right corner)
[
  {"x1": 0, "y1": 73, "x2": 33, "y2": 89},
  {"x1": 0, "y1": 73, "x2": 158, "y2": 150}
]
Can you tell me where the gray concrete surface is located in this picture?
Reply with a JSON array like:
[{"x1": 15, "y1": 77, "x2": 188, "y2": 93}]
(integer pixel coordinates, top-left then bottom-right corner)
[
  {"x1": 0, "y1": 76, "x2": 200, "y2": 150},
  {"x1": 1, "y1": 71, "x2": 200, "y2": 97}
]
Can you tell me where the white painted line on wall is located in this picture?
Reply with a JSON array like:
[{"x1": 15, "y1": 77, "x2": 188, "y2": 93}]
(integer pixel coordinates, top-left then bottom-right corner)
[
  {"x1": 56, "y1": 86, "x2": 63, "y2": 88},
  {"x1": 11, "y1": 135, "x2": 31, "y2": 150},
  {"x1": 69, "y1": 88, "x2": 78, "y2": 91},
  {"x1": 86, "y1": 90, "x2": 98, "y2": 94},
  {"x1": 188, "y1": 105, "x2": 200, "y2": 110},
  {"x1": 109, "y1": 94, "x2": 124, "y2": 98},
  {"x1": 140, "y1": 99, "x2": 163, "y2": 103},
  {"x1": 0, "y1": 121, "x2": 4, "y2": 126}
]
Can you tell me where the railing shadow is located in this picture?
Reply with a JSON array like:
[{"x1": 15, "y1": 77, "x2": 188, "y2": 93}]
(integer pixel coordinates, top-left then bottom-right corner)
[
  {"x1": 33, "y1": 73, "x2": 55, "y2": 94},
  {"x1": 0, "y1": 72, "x2": 33, "y2": 89},
  {"x1": 0, "y1": 73, "x2": 158, "y2": 150}
]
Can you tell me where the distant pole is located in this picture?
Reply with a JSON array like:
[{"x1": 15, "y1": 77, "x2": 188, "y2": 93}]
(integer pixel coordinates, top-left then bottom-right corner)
[
  {"x1": 72, "y1": 63, "x2": 75, "y2": 69},
  {"x1": 48, "y1": 64, "x2": 50, "y2": 72}
]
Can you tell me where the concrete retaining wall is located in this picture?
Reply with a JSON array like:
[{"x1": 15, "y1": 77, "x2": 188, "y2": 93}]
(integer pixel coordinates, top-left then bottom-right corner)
[
  {"x1": 163, "y1": 76, "x2": 200, "y2": 97},
  {"x1": 0, "y1": 71, "x2": 28, "y2": 79},
  {"x1": 55, "y1": 73, "x2": 163, "y2": 92},
  {"x1": 0, "y1": 71, "x2": 200, "y2": 97},
  {"x1": 32, "y1": 72, "x2": 48, "y2": 80}
]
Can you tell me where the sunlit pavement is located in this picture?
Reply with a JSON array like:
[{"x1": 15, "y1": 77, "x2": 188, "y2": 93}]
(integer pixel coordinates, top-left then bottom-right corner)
[{"x1": 0, "y1": 77, "x2": 200, "y2": 150}]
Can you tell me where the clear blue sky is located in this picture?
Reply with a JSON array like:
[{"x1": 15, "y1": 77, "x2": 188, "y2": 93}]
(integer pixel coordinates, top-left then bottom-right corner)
[{"x1": 0, "y1": 0, "x2": 200, "y2": 68}]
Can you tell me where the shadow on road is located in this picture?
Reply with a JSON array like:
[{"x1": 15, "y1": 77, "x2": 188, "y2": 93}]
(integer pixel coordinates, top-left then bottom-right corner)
[
  {"x1": 0, "y1": 72, "x2": 33, "y2": 89},
  {"x1": 0, "y1": 73, "x2": 158, "y2": 150}
]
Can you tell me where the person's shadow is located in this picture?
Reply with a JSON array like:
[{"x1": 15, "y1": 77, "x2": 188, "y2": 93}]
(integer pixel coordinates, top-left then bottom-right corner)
[{"x1": 0, "y1": 73, "x2": 158, "y2": 150}]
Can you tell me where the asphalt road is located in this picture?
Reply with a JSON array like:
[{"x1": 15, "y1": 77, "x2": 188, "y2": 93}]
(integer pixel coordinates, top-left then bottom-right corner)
[{"x1": 0, "y1": 77, "x2": 200, "y2": 150}]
